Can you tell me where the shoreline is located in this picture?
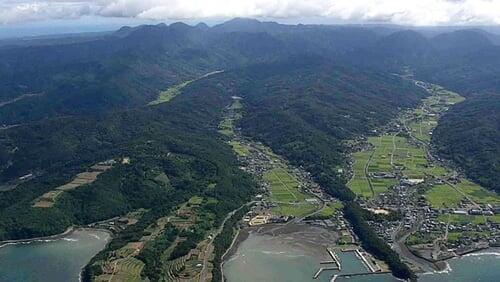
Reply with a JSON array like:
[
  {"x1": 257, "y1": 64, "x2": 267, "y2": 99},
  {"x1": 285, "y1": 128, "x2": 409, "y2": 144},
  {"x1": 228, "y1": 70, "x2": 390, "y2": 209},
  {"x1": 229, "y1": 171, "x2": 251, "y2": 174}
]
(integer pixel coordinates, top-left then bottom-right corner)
[
  {"x1": 0, "y1": 226, "x2": 113, "y2": 248},
  {"x1": 0, "y1": 226, "x2": 75, "y2": 248},
  {"x1": 0, "y1": 226, "x2": 113, "y2": 282},
  {"x1": 408, "y1": 246, "x2": 500, "y2": 278},
  {"x1": 223, "y1": 224, "x2": 500, "y2": 281}
]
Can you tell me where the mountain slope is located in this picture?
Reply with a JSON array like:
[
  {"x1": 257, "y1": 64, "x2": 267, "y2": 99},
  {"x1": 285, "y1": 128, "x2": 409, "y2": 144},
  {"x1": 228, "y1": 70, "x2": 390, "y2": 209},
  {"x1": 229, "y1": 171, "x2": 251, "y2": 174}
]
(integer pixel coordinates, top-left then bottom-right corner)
[{"x1": 433, "y1": 94, "x2": 500, "y2": 193}]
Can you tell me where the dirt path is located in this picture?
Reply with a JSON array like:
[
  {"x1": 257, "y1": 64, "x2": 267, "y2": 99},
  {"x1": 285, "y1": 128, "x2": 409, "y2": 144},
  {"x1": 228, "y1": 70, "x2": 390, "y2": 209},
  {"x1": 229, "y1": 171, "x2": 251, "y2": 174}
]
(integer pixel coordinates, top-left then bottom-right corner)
[
  {"x1": 364, "y1": 146, "x2": 376, "y2": 197},
  {"x1": 0, "y1": 93, "x2": 43, "y2": 108}
]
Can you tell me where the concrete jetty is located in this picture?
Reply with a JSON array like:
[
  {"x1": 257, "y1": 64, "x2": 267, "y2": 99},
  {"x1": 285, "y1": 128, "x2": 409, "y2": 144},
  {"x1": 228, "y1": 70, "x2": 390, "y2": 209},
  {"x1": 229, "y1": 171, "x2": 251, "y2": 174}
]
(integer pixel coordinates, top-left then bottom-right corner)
[
  {"x1": 313, "y1": 248, "x2": 342, "y2": 279},
  {"x1": 313, "y1": 267, "x2": 340, "y2": 279},
  {"x1": 355, "y1": 249, "x2": 377, "y2": 272},
  {"x1": 327, "y1": 248, "x2": 342, "y2": 270},
  {"x1": 330, "y1": 271, "x2": 392, "y2": 281}
]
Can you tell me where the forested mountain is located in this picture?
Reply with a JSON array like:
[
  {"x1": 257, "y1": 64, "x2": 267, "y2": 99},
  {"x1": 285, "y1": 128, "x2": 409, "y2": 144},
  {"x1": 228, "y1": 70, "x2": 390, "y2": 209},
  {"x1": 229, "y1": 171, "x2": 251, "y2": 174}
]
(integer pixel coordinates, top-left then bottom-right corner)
[
  {"x1": 0, "y1": 70, "x2": 256, "y2": 239},
  {"x1": 1, "y1": 18, "x2": 499, "y2": 125},
  {"x1": 433, "y1": 94, "x2": 500, "y2": 193},
  {"x1": 1, "y1": 18, "x2": 500, "y2": 281}
]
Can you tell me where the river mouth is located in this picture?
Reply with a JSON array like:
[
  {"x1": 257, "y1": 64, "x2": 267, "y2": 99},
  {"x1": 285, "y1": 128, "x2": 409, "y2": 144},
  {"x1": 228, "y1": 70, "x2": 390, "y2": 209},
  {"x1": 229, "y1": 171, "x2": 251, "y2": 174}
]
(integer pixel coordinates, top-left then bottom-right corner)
[{"x1": 0, "y1": 229, "x2": 111, "y2": 282}]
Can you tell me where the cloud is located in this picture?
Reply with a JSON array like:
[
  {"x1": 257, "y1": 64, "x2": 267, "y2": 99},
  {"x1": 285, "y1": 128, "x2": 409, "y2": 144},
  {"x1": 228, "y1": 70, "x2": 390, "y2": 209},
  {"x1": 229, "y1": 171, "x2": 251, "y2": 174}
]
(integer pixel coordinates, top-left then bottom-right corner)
[{"x1": 1, "y1": 0, "x2": 500, "y2": 26}]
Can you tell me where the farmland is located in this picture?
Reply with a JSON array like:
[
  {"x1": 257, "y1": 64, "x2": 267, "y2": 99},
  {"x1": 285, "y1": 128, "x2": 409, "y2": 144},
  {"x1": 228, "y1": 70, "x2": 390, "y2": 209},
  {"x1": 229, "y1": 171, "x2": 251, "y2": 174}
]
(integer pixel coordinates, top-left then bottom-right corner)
[
  {"x1": 262, "y1": 162, "x2": 318, "y2": 217},
  {"x1": 33, "y1": 161, "x2": 114, "y2": 208},
  {"x1": 219, "y1": 97, "x2": 321, "y2": 218},
  {"x1": 347, "y1": 84, "x2": 462, "y2": 199},
  {"x1": 425, "y1": 184, "x2": 464, "y2": 208},
  {"x1": 92, "y1": 196, "x2": 217, "y2": 282}
]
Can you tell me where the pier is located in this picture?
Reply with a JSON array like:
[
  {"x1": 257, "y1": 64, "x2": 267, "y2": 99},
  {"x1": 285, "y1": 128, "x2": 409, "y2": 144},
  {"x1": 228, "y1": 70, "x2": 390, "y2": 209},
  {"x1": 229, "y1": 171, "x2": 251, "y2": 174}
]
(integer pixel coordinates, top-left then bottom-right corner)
[
  {"x1": 355, "y1": 249, "x2": 377, "y2": 272},
  {"x1": 313, "y1": 267, "x2": 340, "y2": 279},
  {"x1": 330, "y1": 271, "x2": 391, "y2": 281},
  {"x1": 341, "y1": 247, "x2": 380, "y2": 273},
  {"x1": 313, "y1": 248, "x2": 341, "y2": 279}
]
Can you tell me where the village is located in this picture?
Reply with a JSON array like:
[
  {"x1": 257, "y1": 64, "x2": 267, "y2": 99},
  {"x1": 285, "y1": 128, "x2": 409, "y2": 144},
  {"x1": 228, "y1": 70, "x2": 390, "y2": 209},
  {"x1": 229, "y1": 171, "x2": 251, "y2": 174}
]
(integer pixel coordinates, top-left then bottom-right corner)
[
  {"x1": 220, "y1": 96, "x2": 395, "y2": 280},
  {"x1": 346, "y1": 80, "x2": 500, "y2": 270}
]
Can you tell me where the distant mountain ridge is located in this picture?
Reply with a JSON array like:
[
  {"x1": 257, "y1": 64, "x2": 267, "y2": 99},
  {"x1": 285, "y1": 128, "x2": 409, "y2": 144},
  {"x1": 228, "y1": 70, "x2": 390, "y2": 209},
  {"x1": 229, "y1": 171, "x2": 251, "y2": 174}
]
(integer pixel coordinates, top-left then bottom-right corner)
[{"x1": 0, "y1": 18, "x2": 498, "y2": 125}]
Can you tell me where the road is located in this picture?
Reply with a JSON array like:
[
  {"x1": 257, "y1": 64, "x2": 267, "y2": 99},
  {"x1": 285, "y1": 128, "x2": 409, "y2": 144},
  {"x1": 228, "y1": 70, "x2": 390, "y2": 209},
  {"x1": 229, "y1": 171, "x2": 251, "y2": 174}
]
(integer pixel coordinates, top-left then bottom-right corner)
[
  {"x1": 392, "y1": 217, "x2": 436, "y2": 272},
  {"x1": 198, "y1": 201, "x2": 255, "y2": 282}
]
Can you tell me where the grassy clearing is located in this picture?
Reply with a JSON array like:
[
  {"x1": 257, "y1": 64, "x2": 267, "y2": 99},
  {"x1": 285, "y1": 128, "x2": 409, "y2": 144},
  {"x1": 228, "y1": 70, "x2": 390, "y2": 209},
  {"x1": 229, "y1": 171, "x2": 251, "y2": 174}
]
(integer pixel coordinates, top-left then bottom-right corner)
[
  {"x1": 425, "y1": 184, "x2": 464, "y2": 208},
  {"x1": 229, "y1": 99, "x2": 242, "y2": 110},
  {"x1": 149, "y1": 80, "x2": 193, "y2": 105},
  {"x1": 367, "y1": 136, "x2": 393, "y2": 173},
  {"x1": 188, "y1": 196, "x2": 203, "y2": 205},
  {"x1": 371, "y1": 178, "x2": 397, "y2": 195}
]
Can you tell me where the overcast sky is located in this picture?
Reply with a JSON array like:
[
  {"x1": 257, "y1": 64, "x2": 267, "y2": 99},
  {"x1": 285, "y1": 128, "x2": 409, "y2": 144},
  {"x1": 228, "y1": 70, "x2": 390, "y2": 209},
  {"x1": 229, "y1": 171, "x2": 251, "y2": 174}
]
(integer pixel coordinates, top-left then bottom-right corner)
[{"x1": 1, "y1": 1, "x2": 500, "y2": 30}]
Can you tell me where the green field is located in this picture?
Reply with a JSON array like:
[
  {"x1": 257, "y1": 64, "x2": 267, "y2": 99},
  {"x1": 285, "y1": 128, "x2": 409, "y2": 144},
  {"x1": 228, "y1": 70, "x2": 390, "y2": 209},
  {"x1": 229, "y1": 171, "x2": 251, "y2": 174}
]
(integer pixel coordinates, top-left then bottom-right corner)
[
  {"x1": 348, "y1": 150, "x2": 372, "y2": 197},
  {"x1": 455, "y1": 180, "x2": 500, "y2": 205},
  {"x1": 317, "y1": 201, "x2": 343, "y2": 218},
  {"x1": 218, "y1": 118, "x2": 234, "y2": 136},
  {"x1": 425, "y1": 184, "x2": 464, "y2": 208},
  {"x1": 367, "y1": 136, "x2": 393, "y2": 173},
  {"x1": 229, "y1": 141, "x2": 250, "y2": 156},
  {"x1": 149, "y1": 80, "x2": 193, "y2": 105},
  {"x1": 218, "y1": 99, "x2": 243, "y2": 137},
  {"x1": 348, "y1": 133, "x2": 446, "y2": 198},
  {"x1": 264, "y1": 168, "x2": 318, "y2": 217},
  {"x1": 188, "y1": 196, "x2": 203, "y2": 205},
  {"x1": 229, "y1": 99, "x2": 243, "y2": 110},
  {"x1": 408, "y1": 118, "x2": 436, "y2": 143}
]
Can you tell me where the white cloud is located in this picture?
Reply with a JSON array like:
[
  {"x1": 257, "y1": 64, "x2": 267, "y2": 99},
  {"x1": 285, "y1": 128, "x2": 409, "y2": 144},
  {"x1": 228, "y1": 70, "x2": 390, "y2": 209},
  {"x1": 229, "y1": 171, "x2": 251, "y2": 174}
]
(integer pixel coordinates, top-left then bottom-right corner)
[{"x1": 1, "y1": 0, "x2": 500, "y2": 25}]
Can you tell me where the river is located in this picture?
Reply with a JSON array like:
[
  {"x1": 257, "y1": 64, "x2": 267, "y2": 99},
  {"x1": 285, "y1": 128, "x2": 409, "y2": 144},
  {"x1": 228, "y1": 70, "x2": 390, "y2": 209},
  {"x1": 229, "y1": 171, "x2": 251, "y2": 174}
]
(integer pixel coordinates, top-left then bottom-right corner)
[
  {"x1": 223, "y1": 233, "x2": 500, "y2": 282},
  {"x1": 0, "y1": 229, "x2": 111, "y2": 282}
]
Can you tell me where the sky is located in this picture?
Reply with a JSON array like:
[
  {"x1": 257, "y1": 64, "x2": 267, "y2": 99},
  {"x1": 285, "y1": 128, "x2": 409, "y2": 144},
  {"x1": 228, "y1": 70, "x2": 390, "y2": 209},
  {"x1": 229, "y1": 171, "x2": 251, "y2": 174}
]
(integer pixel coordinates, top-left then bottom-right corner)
[{"x1": 1, "y1": 0, "x2": 500, "y2": 38}]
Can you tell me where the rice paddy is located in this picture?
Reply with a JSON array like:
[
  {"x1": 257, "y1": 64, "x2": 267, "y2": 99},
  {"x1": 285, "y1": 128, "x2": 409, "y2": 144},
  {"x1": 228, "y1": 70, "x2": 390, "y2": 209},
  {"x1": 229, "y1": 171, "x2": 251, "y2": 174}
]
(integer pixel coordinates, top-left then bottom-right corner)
[
  {"x1": 263, "y1": 168, "x2": 318, "y2": 217},
  {"x1": 425, "y1": 184, "x2": 464, "y2": 208}
]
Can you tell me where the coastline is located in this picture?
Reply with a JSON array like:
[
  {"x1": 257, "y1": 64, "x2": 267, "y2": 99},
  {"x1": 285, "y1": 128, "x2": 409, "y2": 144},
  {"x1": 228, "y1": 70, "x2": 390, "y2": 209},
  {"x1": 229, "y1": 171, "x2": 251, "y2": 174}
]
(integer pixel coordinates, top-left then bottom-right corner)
[
  {"x1": 0, "y1": 226, "x2": 113, "y2": 248},
  {"x1": 416, "y1": 246, "x2": 500, "y2": 276},
  {"x1": 0, "y1": 226, "x2": 75, "y2": 248},
  {"x1": 0, "y1": 227, "x2": 113, "y2": 282}
]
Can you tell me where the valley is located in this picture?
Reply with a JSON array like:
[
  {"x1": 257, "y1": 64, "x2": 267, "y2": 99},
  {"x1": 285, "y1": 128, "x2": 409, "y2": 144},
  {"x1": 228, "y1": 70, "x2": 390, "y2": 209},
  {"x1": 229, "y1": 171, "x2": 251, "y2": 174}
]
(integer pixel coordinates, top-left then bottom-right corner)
[
  {"x1": 348, "y1": 79, "x2": 500, "y2": 272},
  {"x1": 0, "y1": 18, "x2": 499, "y2": 282}
]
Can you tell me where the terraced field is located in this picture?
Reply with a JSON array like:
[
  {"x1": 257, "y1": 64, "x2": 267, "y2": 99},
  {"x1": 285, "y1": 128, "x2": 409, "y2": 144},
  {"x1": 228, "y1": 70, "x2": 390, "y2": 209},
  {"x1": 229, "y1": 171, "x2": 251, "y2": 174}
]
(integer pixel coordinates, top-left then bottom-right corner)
[{"x1": 95, "y1": 257, "x2": 144, "y2": 282}]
